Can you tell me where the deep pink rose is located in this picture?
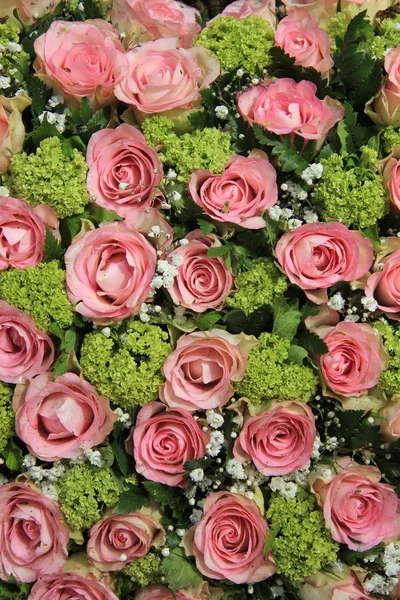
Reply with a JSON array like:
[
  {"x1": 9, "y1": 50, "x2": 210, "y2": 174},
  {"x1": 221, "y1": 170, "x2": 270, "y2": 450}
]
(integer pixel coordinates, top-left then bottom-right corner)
[
  {"x1": 221, "y1": 0, "x2": 276, "y2": 28},
  {"x1": 65, "y1": 221, "x2": 156, "y2": 323},
  {"x1": 0, "y1": 197, "x2": 59, "y2": 270},
  {"x1": 233, "y1": 401, "x2": 316, "y2": 476},
  {"x1": 167, "y1": 229, "x2": 234, "y2": 313},
  {"x1": 275, "y1": 222, "x2": 374, "y2": 304},
  {"x1": 189, "y1": 150, "x2": 277, "y2": 229},
  {"x1": 87, "y1": 508, "x2": 165, "y2": 571},
  {"x1": 114, "y1": 38, "x2": 220, "y2": 117},
  {"x1": 0, "y1": 301, "x2": 54, "y2": 384},
  {"x1": 28, "y1": 573, "x2": 119, "y2": 600},
  {"x1": 365, "y1": 248, "x2": 400, "y2": 320},
  {"x1": 33, "y1": 20, "x2": 128, "y2": 109},
  {"x1": 13, "y1": 372, "x2": 117, "y2": 461},
  {"x1": 238, "y1": 78, "x2": 344, "y2": 140},
  {"x1": 182, "y1": 492, "x2": 275, "y2": 584},
  {"x1": 160, "y1": 329, "x2": 257, "y2": 411},
  {"x1": 0, "y1": 482, "x2": 69, "y2": 583},
  {"x1": 275, "y1": 9, "x2": 333, "y2": 76},
  {"x1": 111, "y1": 0, "x2": 201, "y2": 48},
  {"x1": 87, "y1": 124, "x2": 163, "y2": 219},
  {"x1": 127, "y1": 401, "x2": 209, "y2": 487},
  {"x1": 311, "y1": 457, "x2": 400, "y2": 551}
]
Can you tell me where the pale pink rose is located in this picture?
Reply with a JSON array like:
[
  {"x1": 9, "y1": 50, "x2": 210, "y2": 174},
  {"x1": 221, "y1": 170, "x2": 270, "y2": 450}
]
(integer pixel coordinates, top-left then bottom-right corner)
[
  {"x1": 65, "y1": 221, "x2": 156, "y2": 323},
  {"x1": 160, "y1": 329, "x2": 258, "y2": 412},
  {"x1": 114, "y1": 38, "x2": 220, "y2": 117},
  {"x1": 385, "y1": 47, "x2": 400, "y2": 89},
  {"x1": 167, "y1": 230, "x2": 234, "y2": 313},
  {"x1": 275, "y1": 9, "x2": 333, "y2": 77},
  {"x1": 111, "y1": 0, "x2": 201, "y2": 48},
  {"x1": 33, "y1": 20, "x2": 129, "y2": 110},
  {"x1": 341, "y1": 0, "x2": 392, "y2": 22},
  {"x1": 222, "y1": 0, "x2": 275, "y2": 23},
  {"x1": 365, "y1": 248, "x2": 400, "y2": 320},
  {"x1": 87, "y1": 508, "x2": 165, "y2": 571},
  {"x1": 134, "y1": 583, "x2": 220, "y2": 600},
  {"x1": 238, "y1": 78, "x2": 344, "y2": 140},
  {"x1": 310, "y1": 456, "x2": 400, "y2": 551},
  {"x1": 233, "y1": 401, "x2": 316, "y2": 476},
  {"x1": 0, "y1": 301, "x2": 54, "y2": 384},
  {"x1": 380, "y1": 398, "x2": 400, "y2": 443},
  {"x1": 189, "y1": 150, "x2": 277, "y2": 229},
  {"x1": 28, "y1": 573, "x2": 119, "y2": 600},
  {"x1": 299, "y1": 570, "x2": 374, "y2": 600},
  {"x1": 127, "y1": 401, "x2": 209, "y2": 488},
  {"x1": 182, "y1": 492, "x2": 275, "y2": 584},
  {"x1": 0, "y1": 0, "x2": 61, "y2": 25},
  {"x1": 0, "y1": 482, "x2": 69, "y2": 583},
  {"x1": 129, "y1": 207, "x2": 174, "y2": 253},
  {"x1": 13, "y1": 372, "x2": 117, "y2": 462},
  {"x1": 87, "y1": 124, "x2": 163, "y2": 219},
  {"x1": 380, "y1": 146, "x2": 400, "y2": 213},
  {"x1": 281, "y1": 0, "x2": 337, "y2": 31},
  {"x1": 275, "y1": 222, "x2": 374, "y2": 304},
  {"x1": 0, "y1": 197, "x2": 59, "y2": 270},
  {"x1": 0, "y1": 93, "x2": 31, "y2": 175},
  {"x1": 366, "y1": 48, "x2": 400, "y2": 127}
]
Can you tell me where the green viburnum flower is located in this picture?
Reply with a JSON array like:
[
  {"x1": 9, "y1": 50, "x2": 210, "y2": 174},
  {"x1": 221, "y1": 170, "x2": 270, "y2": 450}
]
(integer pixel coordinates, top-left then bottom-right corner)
[
  {"x1": 314, "y1": 148, "x2": 388, "y2": 228},
  {"x1": 267, "y1": 488, "x2": 338, "y2": 582},
  {"x1": 0, "y1": 22, "x2": 30, "y2": 94},
  {"x1": 142, "y1": 115, "x2": 175, "y2": 148},
  {"x1": 226, "y1": 259, "x2": 288, "y2": 316},
  {"x1": 237, "y1": 332, "x2": 317, "y2": 403},
  {"x1": 0, "y1": 382, "x2": 14, "y2": 455},
  {"x1": 3, "y1": 137, "x2": 89, "y2": 219},
  {"x1": 0, "y1": 261, "x2": 74, "y2": 332},
  {"x1": 372, "y1": 15, "x2": 400, "y2": 60},
  {"x1": 382, "y1": 126, "x2": 400, "y2": 155},
  {"x1": 194, "y1": 16, "x2": 274, "y2": 75},
  {"x1": 123, "y1": 552, "x2": 162, "y2": 586},
  {"x1": 80, "y1": 320, "x2": 171, "y2": 409},
  {"x1": 326, "y1": 11, "x2": 348, "y2": 53},
  {"x1": 55, "y1": 464, "x2": 122, "y2": 531},
  {"x1": 374, "y1": 320, "x2": 400, "y2": 397}
]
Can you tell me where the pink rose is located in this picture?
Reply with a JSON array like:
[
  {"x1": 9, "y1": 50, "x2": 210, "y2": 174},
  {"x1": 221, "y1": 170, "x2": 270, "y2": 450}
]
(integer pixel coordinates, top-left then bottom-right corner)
[
  {"x1": 366, "y1": 48, "x2": 400, "y2": 127},
  {"x1": 182, "y1": 492, "x2": 275, "y2": 584},
  {"x1": 233, "y1": 401, "x2": 316, "y2": 476},
  {"x1": 33, "y1": 20, "x2": 129, "y2": 110},
  {"x1": 0, "y1": 301, "x2": 54, "y2": 384},
  {"x1": 87, "y1": 508, "x2": 165, "y2": 571},
  {"x1": 381, "y1": 147, "x2": 400, "y2": 213},
  {"x1": 188, "y1": 150, "x2": 277, "y2": 229},
  {"x1": 0, "y1": 197, "x2": 59, "y2": 270},
  {"x1": 275, "y1": 9, "x2": 333, "y2": 77},
  {"x1": 275, "y1": 222, "x2": 374, "y2": 304},
  {"x1": 221, "y1": 0, "x2": 276, "y2": 28},
  {"x1": 28, "y1": 573, "x2": 119, "y2": 600},
  {"x1": 134, "y1": 583, "x2": 220, "y2": 600},
  {"x1": 310, "y1": 457, "x2": 400, "y2": 551},
  {"x1": 87, "y1": 124, "x2": 163, "y2": 219},
  {"x1": 281, "y1": 0, "x2": 337, "y2": 30},
  {"x1": 0, "y1": 0, "x2": 61, "y2": 25},
  {"x1": 114, "y1": 38, "x2": 220, "y2": 117},
  {"x1": 127, "y1": 401, "x2": 209, "y2": 487},
  {"x1": 13, "y1": 372, "x2": 117, "y2": 461},
  {"x1": 300, "y1": 569, "x2": 374, "y2": 600},
  {"x1": 0, "y1": 482, "x2": 69, "y2": 583},
  {"x1": 160, "y1": 329, "x2": 258, "y2": 412},
  {"x1": 238, "y1": 78, "x2": 344, "y2": 140},
  {"x1": 0, "y1": 93, "x2": 31, "y2": 175},
  {"x1": 365, "y1": 247, "x2": 400, "y2": 320},
  {"x1": 111, "y1": 0, "x2": 201, "y2": 48},
  {"x1": 65, "y1": 222, "x2": 156, "y2": 323},
  {"x1": 166, "y1": 230, "x2": 234, "y2": 313},
  {"x1": 380, "y1": 397, "x2": 400, "y2": 443}
]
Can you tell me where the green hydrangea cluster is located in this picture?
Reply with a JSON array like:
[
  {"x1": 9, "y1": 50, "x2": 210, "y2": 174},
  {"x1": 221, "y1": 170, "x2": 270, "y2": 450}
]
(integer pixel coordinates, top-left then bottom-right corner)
[
  {"x1": 0, "y1": 22, "x2": 30, "y2": 95},
  {"x1": 374, "y1": 320, "x2": 400, "y2": 397},
  {"x1": 382, "y1": 126, "x2": 400, "y2": 155},
  {"x1": 0, "y1": 261, "x2": 74, "y2": 332},
  {"x1": 80, "y1": 320, "x2": 171, "y2": 409},
  {"x1": 55, "y1": 464, "x2": 122, "y2": 531},
  {"x1": 142, "y1": 115, "x2": 175, "y2": 148},
  {"x1": 326, "y1": 11, "x2": 348, "y2": 53},
  {"x1": 237, "y1": 332, "x2": 317, "y2": 403},
  {"x1": 267, "y1": 488, "x2": 338, "y2": 582},
  {"x1": 0, "y1": 383, "x2": 14, "y2": 455},
  {"x1": 3, "y1": 137, "x2": 89, "y2": 219},
  {"x1": 226, "y1": 259, "x2": 288, "y2": 316},
  {"x1": 372, "y1": 15, "x2": 400, "y2": 60},
  {"x1": 123, "y1": 552, "x2": 162, "y2": 586},
  {"x1": 194, "y1": 16, "x2": 274, "y2": 75},
  {"x1": 314, "y1": 149, "x2": 388, "y2": 228}
]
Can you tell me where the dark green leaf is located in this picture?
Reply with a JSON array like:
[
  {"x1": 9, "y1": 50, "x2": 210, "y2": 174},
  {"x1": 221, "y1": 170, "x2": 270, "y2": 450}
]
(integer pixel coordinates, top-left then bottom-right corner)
[
  {"x1": 63, "y1": 328, "x2": 77, "y2": 352},
  {"x1": 184, "y1": 457, "x2": 212, "y2": 471},
  {"x1": 4, "y1": 439, "x2": 23, "y2": 472},
  {"x1": 86, "y1": 109, "x2": 109, "y2": 136},
  {"x1": 287, "y1": 344, "x2": 308, "y2": 365},
  {"x1": 142, "y1": 481, "x2": 179, "y2": 506},
  {"x1": 189, "y1": 109, "x2": 215, "y2": 131},
  {"x1": 297, "y1": 330, "x2": 329, "y2": 355},
  {"x1": 79, "y1": 97, "x2": 93, "y2": 123},
  {"x1": 197, "y1": 219, "x2": 216, "y2": 236},
  {"x1": 196, "y1": 311, "x2": 222, "y2": 331},
  {"x1": 161, "y1": 547, "x2": 202, "y2": 592},
  {"x1": 272, "y1": 297, "x2": 301, "y2": 341},
  {"x1": 360, "y1": 224, "x2": 381, "y2": 252},
  {"x1": 30, "y1": 118, "x2": 62, "y2": 147},
  {"x1": 117, "y1": 487, "x2": 147, "y2": 515},
  {"x1": 207, "y1": 246, "x2": 230, "y2": 258},
  {"x1": 43, "y1": 228, "x2": 64, "y2": 263},
  {"x1": 111, "y1": 441, "x2": 129, "y2": 477},
  {"x1": 25, "y1": 74, "x2": 48, "y2": 119},
  {"x1": 52, "y1": 353, "x2": 68, "y2": 377}
]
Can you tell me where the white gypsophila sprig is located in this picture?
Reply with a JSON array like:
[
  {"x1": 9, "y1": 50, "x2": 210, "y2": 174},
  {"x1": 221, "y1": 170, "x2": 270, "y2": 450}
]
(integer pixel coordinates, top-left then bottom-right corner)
[
  {"x1": 206, "y1": 410, "x2": 224, "y2": 429},
  {"x1": 328, "y1": 292, "x2": 346, "y2": 312},
  {"x1": 206, "y1": 430, "x2": 224, "y2": 457},
  {"x1": 225, "y1": 458, "x2": 246, "y2": 480},
  {"x1": 364, "y1": 574, "x2": 397, "y2": 595}
]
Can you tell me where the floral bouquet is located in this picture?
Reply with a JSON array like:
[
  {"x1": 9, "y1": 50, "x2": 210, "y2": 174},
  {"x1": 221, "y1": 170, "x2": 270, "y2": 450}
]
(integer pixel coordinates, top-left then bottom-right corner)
[{"x1": 2, "y1": 0, "x2": 400, "y2": 599}]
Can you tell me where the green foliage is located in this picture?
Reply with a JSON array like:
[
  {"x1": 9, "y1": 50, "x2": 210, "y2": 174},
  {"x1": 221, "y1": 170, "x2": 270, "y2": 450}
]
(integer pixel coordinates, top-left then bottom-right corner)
[
  {"x1": 80, "y1": 320, "x2": 171, "y2": 409},
  {"x1": 161, "y1": 547, "x2": 202, "y2": 592},
  {"x1": 0, "y1": 22, "x2": 30, "y2": 97},
  {"x1": 253, "y1": 125, "x2": 317, "y2": 176},
  {"x1": 0, "y1": 577, "x2": 31, "y2": 599},
  {"x1": 382, "y1": 126, "x2": 400, "y2": 155},
  {"x1": 337, "y1": 102, "x2": 376, "y2": 153},
  {"x1": 43, "y1": 228, "x2": 64, "y2": 263},
  {"x1": 272, "y1": 297, "x2": 302, "y2": 342},
  {"x1": 117, "y1": 485, "x2": 147, "y2": 515},
  {"x1": 123, "y1": 552, "x2": 162, "y2": 587},
  {"x1": 0, "y1": 383, "x2": 14, "y2": 456},
  {"x1": 373, "y1": 320, "x2": 400, "y2": 398},
  {"x1": 67, "y1": 97, "x2": 109, "y2": 144},
  {"x1": 372, "y1": 14, "x2": 400, "y2": 59}
]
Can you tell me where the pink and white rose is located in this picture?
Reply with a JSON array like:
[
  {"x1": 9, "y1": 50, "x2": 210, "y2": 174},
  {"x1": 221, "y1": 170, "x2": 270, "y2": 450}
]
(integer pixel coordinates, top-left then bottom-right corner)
[
  {"x1": 0, "y1": 0, "x2": 61, "y2": 25},
  {"x1": 366, "y1": 48, "x2": 400, "y2": 128},
  {"x1": 182, "y1": 492, "x2": 275, "y2": 584},
  {"x1": 13, "y1": 372, "x2": 116, "y2": 462},
  {"x1": 281, "y1": 0, "x2": 337, "y2": 31},
  {"x1": 189, "y1": 150, "x2": 277, "y2": 229},
  {"x1": 221, "y1": 0, "x2": 276, "y2": 28},
  {"x1": 0, "y1": 301, "x2": 54, "y2": 384},
  {"x1": 379, "y1": 397, "x2": 400, "y2": 443},
  {"x1": 134, "y1": 583, "x2": 222, "y2": 600},
  {"x1": 233, "y1": 401, "x2": 316, "y2": 476},
  {"x1": 365, "y1": 243, "x2": 400, "y2": 320},
  {"x1": 33, "y1": 20, "x2": 128, "y2": 110},
  {"x1": 65, "y1": 221, "x2": 156, "y2": 323},
  {"x1": 0, "y1": 93, "x2": 31, "y2": 175},
  {"x1": 160, "y1": 329, "x2": 258, "y2": 412},
  {"x1": 28, "y1": 573, "x2": 119, "y2": 600},
  {"x1": 380, "y1": 146, "x2": 400, "y2": 214},
  {"x1": 127, "y1": 401, "x2": 209, "y2": 488},
  {"x1": 299, "y1": 569, "x2": 374, "y2": 600},
  {"x1": 0, "y1": 482, "x2": 69, "y2": 583}
]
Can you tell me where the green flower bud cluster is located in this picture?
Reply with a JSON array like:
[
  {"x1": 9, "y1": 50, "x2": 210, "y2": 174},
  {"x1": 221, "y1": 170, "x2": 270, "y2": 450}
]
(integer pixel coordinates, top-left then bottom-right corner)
[
  {"x1": 374, "y1": 320, "x2": 400, "y2": 398},
  {"x1": 372, "y1": 15, "x2": 400, "y2": 60},
  {"x1": 123, "y1": 552, "x2": 162, "y2": 587},
  {"x1": 382, "y1": 126, "x2": 400, "y2": 156},
  {"x1": 237, "y1": 332, "x2": 317, "y2": 403},
  {"x1": 0, "y1": 382, "x2": 14, "y2": 455},
  {"x1": 0, "y1": 22, "x2": 29, "y2": 95},
  {"x1": 80, "y1": 320, "x2": 171, "y2": 409},
  {"x1": 326, "y1": 11, "x2": 348, "y2": 53},
  {"x1": 0, "y1": 261, "x2": 74, "y2": 332}
]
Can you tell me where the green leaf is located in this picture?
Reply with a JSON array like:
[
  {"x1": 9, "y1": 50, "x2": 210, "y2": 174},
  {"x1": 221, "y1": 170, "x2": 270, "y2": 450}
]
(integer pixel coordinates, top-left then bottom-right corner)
[
  {"x1": 86, "y1": 109, "x2": 109, "y2": 137},
  {"x1": 297, "y1": 329, "x2": 329, "y2": 355},
  {"x1": 183, "y1": 457, "x2": 212, "y2": 471},
  {"x1": 161, "y1": 547, "x2": 202, "y2": 592},
  {"x1": 52, "y1": 353, "x2": 68, "y2": 377},
  {"x1": 79, "y1": 97, "x2": 93, "y2": 123},
  {"x1": 360, "y1": 224, "x2": 381, "y2": 252},
  {"x1": 142, "y1": 481, "x2": 179, "y2": 506},
  {"x1": 26, "y1": 74, "x2": 48, "y2": 119},
  {"x1": 196, "y1": 311, "x2": 222, "y2": 331},
  {"x1": 287, "y1": 344, "x2": 308, "y2": 365},
  {"x1": 117, "y1": 487, "x2": 147, "y2": 515},
  {"x1": 4, "y1": 439, "x2": 23, "y2": 472},
  {"x1": 43, "y1": 228, "x2": 64, "y2": 263},
  {"x1": 207, "y1": 246, "x2": 230, "y2": 258},
  {"x1": 272, "y1": 297, "x2": 302, "y2": 341},
  {"x1": 197, "y1": 219, "x2": 216, "y2": 236},
  {"x1": 30, "y1": 117, "x2": 62, "y2": 147},
  {"x1": 111, "y1": 441, "x2": 129, "y2": 477},
  {"x1": 189, "y1": 109, "x2": 215, "y2": 131},
  {"x1": 62, "y1": 328, "x2": 77, "y2": 352}
]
